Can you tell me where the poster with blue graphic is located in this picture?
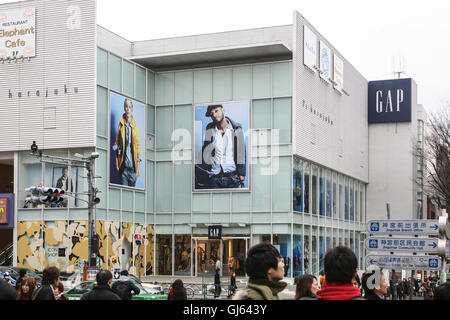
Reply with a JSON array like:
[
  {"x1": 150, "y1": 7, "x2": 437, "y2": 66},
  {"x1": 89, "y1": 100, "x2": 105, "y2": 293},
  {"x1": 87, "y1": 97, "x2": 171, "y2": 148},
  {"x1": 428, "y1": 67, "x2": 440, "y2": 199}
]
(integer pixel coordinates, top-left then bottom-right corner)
[
  {"x1": 110, "y1": 92, "x2": 146, "y2": 189},
  {"x1": 194, "y1": 101, "x2": 249, "y2": 191}
]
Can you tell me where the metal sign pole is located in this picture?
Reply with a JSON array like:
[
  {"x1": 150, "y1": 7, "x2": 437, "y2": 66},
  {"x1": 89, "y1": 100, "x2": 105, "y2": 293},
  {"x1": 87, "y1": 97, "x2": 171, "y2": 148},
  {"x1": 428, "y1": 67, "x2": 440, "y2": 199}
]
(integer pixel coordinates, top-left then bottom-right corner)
[{"x1": 138, "y1": 244, "x2": 142, "y2": 281}]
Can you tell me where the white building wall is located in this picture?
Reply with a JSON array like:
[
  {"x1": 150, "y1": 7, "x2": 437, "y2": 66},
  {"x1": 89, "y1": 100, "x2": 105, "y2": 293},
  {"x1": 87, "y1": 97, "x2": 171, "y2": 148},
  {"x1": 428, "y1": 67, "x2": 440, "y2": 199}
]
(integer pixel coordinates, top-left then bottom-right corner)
[
  {"x1": 0, "y1": 0, "x2": 96, "y2": 152},
  {"x1": 293, "y1": 12, "x2": 369, "y2": 183},
  {"x1": 367, "y1": 80, "x2": 419, "y2": 221}
]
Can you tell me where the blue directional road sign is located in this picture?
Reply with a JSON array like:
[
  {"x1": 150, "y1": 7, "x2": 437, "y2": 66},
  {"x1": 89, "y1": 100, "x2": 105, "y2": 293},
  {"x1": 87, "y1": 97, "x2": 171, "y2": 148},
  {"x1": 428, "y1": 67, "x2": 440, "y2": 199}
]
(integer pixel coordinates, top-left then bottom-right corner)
[
  {"x1": 367, "y1": 220, "x2": 439, "y2": 235},
  {"x1": 366, "y1": 255, "x2": 441, "y2": 270},
  {"x1": 365, "y1": 237, "x2": 441, "y2": 253}
]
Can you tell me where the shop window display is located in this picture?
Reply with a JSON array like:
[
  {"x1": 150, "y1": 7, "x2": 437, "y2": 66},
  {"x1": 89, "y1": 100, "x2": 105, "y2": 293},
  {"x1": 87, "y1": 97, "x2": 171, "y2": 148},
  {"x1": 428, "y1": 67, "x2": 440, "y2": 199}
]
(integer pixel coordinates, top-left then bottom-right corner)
[
  {"x1": 157, "y1": 235, "x2": 172, "y2": 275},
  {"x1": 175, "y1": 235, "x2": 191, "y2": 275}
]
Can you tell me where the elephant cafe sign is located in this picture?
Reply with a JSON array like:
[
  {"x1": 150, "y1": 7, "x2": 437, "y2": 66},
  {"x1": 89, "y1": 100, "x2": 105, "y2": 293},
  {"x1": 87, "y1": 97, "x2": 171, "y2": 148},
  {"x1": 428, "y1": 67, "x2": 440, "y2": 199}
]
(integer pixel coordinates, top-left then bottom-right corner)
[{"x1": 0, "y1": 7, "x2": 36, "y2": 59}]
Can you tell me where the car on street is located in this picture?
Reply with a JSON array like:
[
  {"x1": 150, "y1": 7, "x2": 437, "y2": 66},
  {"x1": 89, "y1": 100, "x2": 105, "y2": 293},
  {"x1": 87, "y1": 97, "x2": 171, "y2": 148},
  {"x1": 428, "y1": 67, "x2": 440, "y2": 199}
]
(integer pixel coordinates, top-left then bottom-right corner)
[
  {"x1": 0, "y1": 266, "x2": 42, "y2": 285},
  {"x1": 61, "y1": 271, "x2": 82, "y2": 290},
  {"x1": 126, "y1": 274, "x2": 165, "y2": 295},
  {"x1": 64, "y1": 279, "x2": 167, "y2": 300}
]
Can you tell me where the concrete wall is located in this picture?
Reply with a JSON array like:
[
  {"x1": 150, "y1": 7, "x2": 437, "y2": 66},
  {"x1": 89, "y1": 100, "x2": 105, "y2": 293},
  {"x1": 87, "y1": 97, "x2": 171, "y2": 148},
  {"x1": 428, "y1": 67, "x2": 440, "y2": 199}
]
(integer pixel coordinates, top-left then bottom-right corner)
[{"x1": 366, "y1": 80, "x2": 419, "y2": 221}]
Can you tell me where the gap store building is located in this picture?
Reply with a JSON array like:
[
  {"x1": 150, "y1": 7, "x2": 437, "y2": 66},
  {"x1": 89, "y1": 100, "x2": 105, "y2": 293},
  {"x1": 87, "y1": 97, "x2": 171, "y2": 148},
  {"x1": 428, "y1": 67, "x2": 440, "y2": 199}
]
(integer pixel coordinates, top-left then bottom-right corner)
[{"x1": 0, "y1": 0, "x2": 424, "y2": 278}]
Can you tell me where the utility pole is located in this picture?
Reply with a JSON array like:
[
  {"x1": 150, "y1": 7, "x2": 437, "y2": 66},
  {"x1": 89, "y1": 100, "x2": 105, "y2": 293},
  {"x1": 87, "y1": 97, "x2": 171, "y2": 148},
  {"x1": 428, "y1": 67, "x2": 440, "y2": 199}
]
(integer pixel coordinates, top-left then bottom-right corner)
[{"x1": 29, "y1": 141, "x2": 100, "y2": 268}]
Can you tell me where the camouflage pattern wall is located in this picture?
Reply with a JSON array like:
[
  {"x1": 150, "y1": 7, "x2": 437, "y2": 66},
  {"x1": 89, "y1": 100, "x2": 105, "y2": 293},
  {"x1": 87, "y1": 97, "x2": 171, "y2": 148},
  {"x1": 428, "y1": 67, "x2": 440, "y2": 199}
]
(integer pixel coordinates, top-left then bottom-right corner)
[{"x1": 17, "y1": 220, "x2": 154, "y2": 274}]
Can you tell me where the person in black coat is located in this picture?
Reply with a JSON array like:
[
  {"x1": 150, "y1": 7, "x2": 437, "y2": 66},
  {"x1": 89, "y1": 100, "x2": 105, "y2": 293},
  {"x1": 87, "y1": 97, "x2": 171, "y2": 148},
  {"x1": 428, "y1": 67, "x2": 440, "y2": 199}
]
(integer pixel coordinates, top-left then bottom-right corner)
[
  {"x1": 361, "y1": 268, "x2": 388, "y2": 300},
  {"x1": 111, "y1": 270, "x2": 140, "y2": 300},
  {"x1": 214, "y1": 269, "x2": 221, "y2": 299},
  {"x1": 81, "y1": 270, "x2": 120, "y2": 300},
  {"x1": 167, "y1": 279, "x2": 187, "y2": 300},
  {"x1": 33, "y1": 266, "x2": 60, "y2": 300},
  {"x1": 0, "y1": 279, "x2": 17, "y2": 300}
]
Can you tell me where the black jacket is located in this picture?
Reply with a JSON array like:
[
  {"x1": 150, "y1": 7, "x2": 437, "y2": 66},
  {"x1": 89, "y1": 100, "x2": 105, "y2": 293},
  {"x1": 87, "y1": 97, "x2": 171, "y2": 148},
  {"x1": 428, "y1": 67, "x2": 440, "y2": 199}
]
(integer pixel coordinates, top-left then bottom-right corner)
[
  {"x1": 0, "y1": 279, "x2": 17, "y2": 300},
  {"x1": 111, "y1": 277, "x2": 140, "y2": 300},
  {"x1": 34, "y1": 284, "x2": 55, "y2": 300},
  {"x1": 80, "y1": 285, "x2": 121, "y2": 300},
  {"x1": 202, "y1": 117, "x2": 247, "y2": 177},
  {"x1": 363, "y1": 291, "x2": 385, "y2": 300}
]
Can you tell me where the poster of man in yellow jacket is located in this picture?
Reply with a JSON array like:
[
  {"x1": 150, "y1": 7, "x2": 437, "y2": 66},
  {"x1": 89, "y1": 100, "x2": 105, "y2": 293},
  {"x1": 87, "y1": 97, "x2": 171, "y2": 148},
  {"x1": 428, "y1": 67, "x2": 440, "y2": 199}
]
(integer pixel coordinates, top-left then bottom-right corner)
[{"x1": 110, "y1": 92, "x2": 145, "y2": 188}]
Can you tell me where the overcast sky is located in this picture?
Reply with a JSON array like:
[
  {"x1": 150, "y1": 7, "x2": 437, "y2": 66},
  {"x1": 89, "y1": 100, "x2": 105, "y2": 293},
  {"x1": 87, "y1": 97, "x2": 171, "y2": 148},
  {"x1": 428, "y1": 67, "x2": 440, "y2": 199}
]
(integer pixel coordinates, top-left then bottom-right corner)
[{"x1": 2, "y1": 0, "x2": 449, "y2": 114}]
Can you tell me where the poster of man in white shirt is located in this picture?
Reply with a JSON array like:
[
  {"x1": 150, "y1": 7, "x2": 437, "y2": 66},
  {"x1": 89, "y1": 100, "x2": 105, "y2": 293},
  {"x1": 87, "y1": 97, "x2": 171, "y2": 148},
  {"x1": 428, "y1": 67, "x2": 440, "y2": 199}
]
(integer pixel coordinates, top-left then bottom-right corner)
[{"x1": 195, "y1": 102, "x2": 249, "y2": 190}]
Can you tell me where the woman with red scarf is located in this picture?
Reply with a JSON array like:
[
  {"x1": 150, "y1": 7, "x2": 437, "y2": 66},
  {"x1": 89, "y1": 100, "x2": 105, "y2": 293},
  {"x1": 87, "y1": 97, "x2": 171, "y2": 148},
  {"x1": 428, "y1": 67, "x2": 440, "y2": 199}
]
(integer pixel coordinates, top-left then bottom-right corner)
[{"x1": 315, "y1": 246, "x2": 365, "y2": 300}]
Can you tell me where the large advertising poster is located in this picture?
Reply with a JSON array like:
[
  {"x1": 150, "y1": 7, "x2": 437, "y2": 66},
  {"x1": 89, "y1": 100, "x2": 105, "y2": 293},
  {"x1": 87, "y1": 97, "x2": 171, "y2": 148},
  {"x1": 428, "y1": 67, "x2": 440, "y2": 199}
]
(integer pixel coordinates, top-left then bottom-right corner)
[
  {"x1": 110, "y1": 92, "x2": 146, "y2": 189},
  {"x1": 303, "y1": 25, "x2": 317, "y2": 72},
  {"x1": 0, "y1": 7, "x2": 36, "y2": 59},
  {"x1": 333, "y1": 54, "x2": 344, "y2": 92},
  {"x1": 194, "y1": 102, "x2": 249, "y2": 191},
  {"x1": 319, "y1": 41, "x2": 331, "y2": 82}
]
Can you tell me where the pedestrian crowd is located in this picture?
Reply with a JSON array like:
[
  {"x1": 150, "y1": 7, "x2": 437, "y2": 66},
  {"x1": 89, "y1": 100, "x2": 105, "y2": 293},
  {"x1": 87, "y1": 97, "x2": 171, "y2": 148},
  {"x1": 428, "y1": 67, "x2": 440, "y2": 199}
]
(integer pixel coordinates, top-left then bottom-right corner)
[
  {"x1": 1, "y1": 244, "x2": 450, "y2": 301},
  {"x1": 232, "y1": 243, "x2": 450, "y2": 301}
]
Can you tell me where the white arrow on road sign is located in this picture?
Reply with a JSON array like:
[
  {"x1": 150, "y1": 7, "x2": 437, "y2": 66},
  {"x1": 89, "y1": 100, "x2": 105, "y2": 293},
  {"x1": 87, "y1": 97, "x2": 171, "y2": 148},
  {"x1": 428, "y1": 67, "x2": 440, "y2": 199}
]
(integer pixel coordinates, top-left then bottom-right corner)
[
  {"x1": 365, "y1": 237, "x2": 444, "y2": 253},
  {"x1": 366, "y1": 255, "x2": 441, "y2": 270},
  {"x1": 367, "y1": 220, "x2": 440, "y2": 235}
]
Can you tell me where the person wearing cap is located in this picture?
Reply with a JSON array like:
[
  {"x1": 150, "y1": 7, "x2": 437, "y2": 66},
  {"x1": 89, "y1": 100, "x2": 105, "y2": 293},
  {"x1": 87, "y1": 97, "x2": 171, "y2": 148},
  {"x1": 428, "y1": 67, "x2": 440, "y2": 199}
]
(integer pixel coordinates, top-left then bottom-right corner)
[
  {"x1": 111, "y1": 269, "x2": 140, "y2": 300},
  {"x1": 199, "y1": 104, "x2": 246, "y2": 189}
]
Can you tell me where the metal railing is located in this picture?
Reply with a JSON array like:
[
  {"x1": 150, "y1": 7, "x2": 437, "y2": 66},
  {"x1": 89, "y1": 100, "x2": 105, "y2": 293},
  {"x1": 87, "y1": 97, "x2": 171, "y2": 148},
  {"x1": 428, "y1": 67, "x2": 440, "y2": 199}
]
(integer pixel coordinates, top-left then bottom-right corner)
[{"x1": 0, "y1": 243, "x2": 13, "y2": 266}]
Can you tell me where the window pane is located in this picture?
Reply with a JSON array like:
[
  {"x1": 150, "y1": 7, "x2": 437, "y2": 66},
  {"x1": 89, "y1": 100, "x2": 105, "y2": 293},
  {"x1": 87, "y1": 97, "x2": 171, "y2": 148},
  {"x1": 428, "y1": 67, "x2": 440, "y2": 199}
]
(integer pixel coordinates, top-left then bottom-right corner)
[
  {"x1": 252, "y1": 99, "x2": 271, "y2": 129},
  {"x1": 312, "y1": 166, "x2": 318, "y2": 215},
  {"x1": 109, "y1": 54, "x2": 122, "y2": 92},
  {"x1": 157, "y1": 235, "x2": 172, "y2": 275},
  {"x1": 345, "y1": 180, "x2": 349, "y2": 220},
  {"x1": 326, "y1": 171, "x2": 332, "y2": 217},
  {"x1": 156, "y1": 106, "x2": 173, "y2": 149},
  {"x1": 319, "y1": 169, "x2": 324, "y2": 216},
  {"x1": 155, "y1": 73, "x2": 174, "y2": 106},
  {"x1": 293, "y1": 158, "x2": 303, "y2": 212},
  {"x1": 273, "y1": 98, "x2": 291, "y2": 144},
  {"x1": 123, "y1": 60, "x2": 134, "y2": 98},
  {"x1": 136, "y1": 66, "x2": 147, "y2": 103},
  {"x1": 97, "y1": 48, "x2": 108, "y2": 87},
  {"x1": 156, "y1": 162, "x2": 172, "y2": 213},
  {"x1": 304, "y1": 163, "x2": 310, "y2": 213},
  {"x1": 175, "y1": 235, "x2": 191, "y2": 275},
  {"x1": 293, "y1": 234, "x2": 303, "y2": 277}
]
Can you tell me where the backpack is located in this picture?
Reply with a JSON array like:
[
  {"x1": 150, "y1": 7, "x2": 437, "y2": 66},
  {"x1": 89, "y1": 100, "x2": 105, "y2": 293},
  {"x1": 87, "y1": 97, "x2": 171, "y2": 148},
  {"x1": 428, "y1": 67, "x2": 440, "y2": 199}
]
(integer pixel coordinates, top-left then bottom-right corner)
[{"x1": 113, "y1": 281, "x2": 130, "y2": 300}]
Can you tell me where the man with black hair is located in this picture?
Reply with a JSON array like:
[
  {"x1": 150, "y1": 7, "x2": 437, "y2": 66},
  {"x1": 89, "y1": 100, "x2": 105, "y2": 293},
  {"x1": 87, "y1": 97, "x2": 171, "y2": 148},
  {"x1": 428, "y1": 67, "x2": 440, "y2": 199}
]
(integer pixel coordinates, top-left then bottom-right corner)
[
  {"x1": 15, "y1": 269, "x2": 28, "y2": 290},
  {"x1": 233, "y1": 243, "x2": 287, "y2": 300},
  {"x1": 111, "y1": 269, "x2": 140, "y2": 300},
  {"x1": 433, "y1": 279, "x2": 450, "y2": 300},
  {"x1": 361, "y1": 267, "x2": 387, "y2": 300},
  {"x1": 81, "y1": 270, "x2": 121, "y2": 300},
  {"x1": 315, "y1": 246, "x2": 365, "y2": 300},
  {"x1": 33, "y1": 266, "x2": 60, "y2": 300},
  {"x1": 198, "y1": 104, "x2": 247, "y2": 189}
]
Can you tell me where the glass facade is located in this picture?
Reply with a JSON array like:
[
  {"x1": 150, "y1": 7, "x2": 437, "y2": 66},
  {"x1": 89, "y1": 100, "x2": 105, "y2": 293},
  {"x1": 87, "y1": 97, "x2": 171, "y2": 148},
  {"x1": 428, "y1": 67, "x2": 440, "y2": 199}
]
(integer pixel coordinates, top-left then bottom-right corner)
[{"x1": 14, "y1": 45, "x2": 367, "y2": 277}]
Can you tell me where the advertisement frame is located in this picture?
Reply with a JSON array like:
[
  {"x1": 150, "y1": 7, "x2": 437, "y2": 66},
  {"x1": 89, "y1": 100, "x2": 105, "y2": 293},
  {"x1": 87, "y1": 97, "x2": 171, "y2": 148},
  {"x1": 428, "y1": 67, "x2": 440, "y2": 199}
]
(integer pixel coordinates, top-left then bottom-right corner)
[
  {"x1": 319, "y1": 40, "x2": 331, "y2": 83},
  {"x1": 108, "y1": 90, "x2": 147, "y2": 191},
  {"x1": 192, "y1": 100, "x2": 252, "y2": 193},
  {"x1": 303, "y1": 24, "x2": 317, "y2": 72}
]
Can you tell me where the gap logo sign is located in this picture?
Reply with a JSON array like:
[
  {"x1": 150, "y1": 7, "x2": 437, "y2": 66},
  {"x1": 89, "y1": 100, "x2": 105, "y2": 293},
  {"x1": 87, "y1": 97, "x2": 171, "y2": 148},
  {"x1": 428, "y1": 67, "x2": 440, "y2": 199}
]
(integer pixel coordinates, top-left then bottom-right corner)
[{"x1": 368, "y1": 78, "x2": 412, "y2": 123}]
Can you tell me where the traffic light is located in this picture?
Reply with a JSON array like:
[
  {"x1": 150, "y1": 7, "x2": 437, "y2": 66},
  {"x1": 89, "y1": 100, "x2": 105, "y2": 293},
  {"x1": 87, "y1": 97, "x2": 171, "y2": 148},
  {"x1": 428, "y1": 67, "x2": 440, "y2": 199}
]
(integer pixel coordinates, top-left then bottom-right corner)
[
  {"x1": 135, "y1": 233, "x2": 143, "y2": 246},
  {"x1": 25, "y1": 186, "x2": 66, "y2": 206}
]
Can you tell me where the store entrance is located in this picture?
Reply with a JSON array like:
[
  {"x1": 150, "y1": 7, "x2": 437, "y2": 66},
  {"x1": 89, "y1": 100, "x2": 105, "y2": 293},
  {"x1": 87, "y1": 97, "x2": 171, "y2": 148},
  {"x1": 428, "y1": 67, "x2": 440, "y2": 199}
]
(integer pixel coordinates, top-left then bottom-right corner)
[{"x1": 193, "y1": 237, "x2": 249, "y2": 277}]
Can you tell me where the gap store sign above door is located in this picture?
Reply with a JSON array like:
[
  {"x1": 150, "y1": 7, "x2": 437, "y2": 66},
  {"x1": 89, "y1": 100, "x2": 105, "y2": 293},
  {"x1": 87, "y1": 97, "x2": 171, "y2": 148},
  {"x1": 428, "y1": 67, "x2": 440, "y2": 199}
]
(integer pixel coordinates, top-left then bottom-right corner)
[{"x1": 368, "y1": 78, "x2": 412, "y2": 123}]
